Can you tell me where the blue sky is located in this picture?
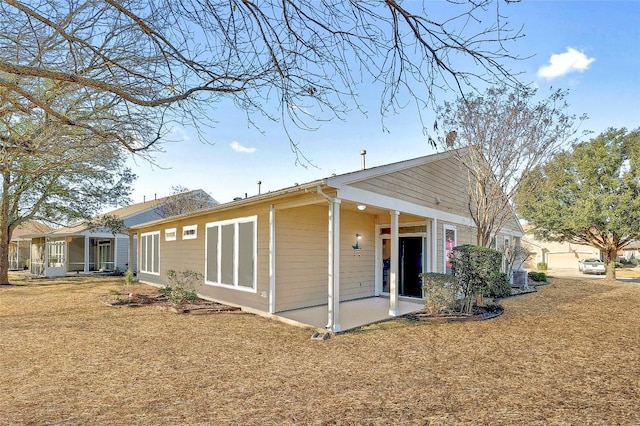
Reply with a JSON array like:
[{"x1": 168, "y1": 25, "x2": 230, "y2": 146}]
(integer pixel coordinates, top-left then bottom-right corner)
[{"x1": 126, "y1": 0, "x2": 640, "y2": 206}]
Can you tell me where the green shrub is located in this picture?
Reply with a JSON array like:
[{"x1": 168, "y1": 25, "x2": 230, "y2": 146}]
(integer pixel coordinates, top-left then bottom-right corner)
[
  {"x1": 536, "y1": 262, "x2": 548, "y2": 271},
  {"x1": 614, "y1": 262, "x2": 624, "y2": 268},
  {"x1": 485, "y1": 272, "x2": 511, "y2": 298},
  {"x1": 528, "y1": 271, "x2": 547, "y2": 282},
  {"x1": 451, "y1": 244, "x2": 503, "y2": 313},
  {"x1": 420, "y1": 273, "x2": 459, "y2": 314},
  {"x1": 161, "y1": 270, "x2": 202, "y2": 306}
]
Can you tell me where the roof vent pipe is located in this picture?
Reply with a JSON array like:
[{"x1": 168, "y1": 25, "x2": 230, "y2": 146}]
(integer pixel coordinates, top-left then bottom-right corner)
[
  {"x1": 360, "y1": 149, "x2": 367, "y2": 170},
  {"x1": 257, "y1": 180, "x2": 262, "y2": 195}
]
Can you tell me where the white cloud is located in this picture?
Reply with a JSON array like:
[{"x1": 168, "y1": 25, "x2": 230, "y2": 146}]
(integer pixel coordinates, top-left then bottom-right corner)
[
  {"x1": 537, "y1": 47, "x2": 595, "y2": 80},
  {"x1": 230, "y1": 141, "x2": 256, "y2": 153}
]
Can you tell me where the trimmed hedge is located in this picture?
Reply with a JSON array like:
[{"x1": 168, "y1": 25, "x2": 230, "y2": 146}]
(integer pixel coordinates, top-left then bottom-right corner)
[
  {"x1": 420, "y1": 273, "x2": 459, "y2": 314},
  {"x1": 528, "y1": 271, "x2": 547, "y2": 282},
  {"x1": 486, "y1": 272, "x2": 512, "y2": 298},
  {"x1": 451, "y1": 244, "x2": 505, "y2": 312}
]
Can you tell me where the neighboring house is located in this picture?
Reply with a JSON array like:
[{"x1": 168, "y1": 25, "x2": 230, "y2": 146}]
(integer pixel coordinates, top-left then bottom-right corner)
[
  {"x1": 129, "y1": 151, "x2": 524, "y2": 332},
  {"x1": 9, "y1": 221, "x2": 54, "y2": 270},
  {"x1": 622, "y1": 241, "x2": 640, "y2": 261},
  {"x1": 521, "y1": 226, "x2": 599, "y2": 270},
  {"x1": 28, "y1": 190, "x2": 217, "y2": 277}
]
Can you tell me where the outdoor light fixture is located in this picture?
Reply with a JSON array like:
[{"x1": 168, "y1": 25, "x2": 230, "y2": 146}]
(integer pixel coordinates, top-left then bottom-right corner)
[
  {"x1": 357, "y1": 204, "x2": 367, "y2": 211},
  {"x1": 353, "y1": 234, "x2": 362, "y2": 252}
]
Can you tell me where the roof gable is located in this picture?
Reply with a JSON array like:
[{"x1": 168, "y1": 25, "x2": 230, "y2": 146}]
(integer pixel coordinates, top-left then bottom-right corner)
[
  {"x1": 12, "y1": 221, "x2": 54, "y2": 238},
  {"x1": 326, "y1": 150, "x2": 459, "y2": 188}
]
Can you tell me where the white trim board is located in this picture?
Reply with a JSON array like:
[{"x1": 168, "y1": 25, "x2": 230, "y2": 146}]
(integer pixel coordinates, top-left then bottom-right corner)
[{"x1": 336, "y1": 186, "x2": 475, "y2": 227}]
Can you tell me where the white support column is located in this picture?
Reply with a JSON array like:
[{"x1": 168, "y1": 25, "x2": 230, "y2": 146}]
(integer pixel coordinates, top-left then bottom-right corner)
[
  {"x1": 327, "y1": 198, "x2": 342, "y2": 332},
  {"x1": 84, "y1": 236, "x2": 90, "y2": 273},
  {"x1": 63, "y1": 240, "x2": 68, "y2": 273},
  {"x1": 389, "y1": 210, "x2": 400, "y2": 316},
  {"x1": 268, "y1": 204, "x2": 276, "y2": 314},
  {"x1": 44, "y1": 238, "x2": 49, "y2": 276},
  {"x1": 431, "y1": 218, "x2": 438, "y2": 273},
  {"x1": 127, "y1": 234, "x2": 134, "y2": 273},
  {"x1": 113, "y1": 237, "x2": 118, "y2": 272}
]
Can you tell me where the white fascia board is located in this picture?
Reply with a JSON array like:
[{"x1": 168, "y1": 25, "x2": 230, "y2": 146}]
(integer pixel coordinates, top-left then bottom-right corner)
[{"x1": 336, "y1": 186, "x2": 475, "y2": 227}]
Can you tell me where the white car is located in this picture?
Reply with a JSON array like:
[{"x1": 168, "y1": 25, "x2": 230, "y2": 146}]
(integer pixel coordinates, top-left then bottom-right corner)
[{"x1": 578, "y1": 258, "x2": 606, "y2": 275}]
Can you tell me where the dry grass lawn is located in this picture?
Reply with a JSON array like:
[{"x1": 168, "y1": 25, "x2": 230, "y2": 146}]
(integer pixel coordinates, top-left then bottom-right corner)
[{"x1": 1, "y1": 273, "x2": 638, "y2": 425}]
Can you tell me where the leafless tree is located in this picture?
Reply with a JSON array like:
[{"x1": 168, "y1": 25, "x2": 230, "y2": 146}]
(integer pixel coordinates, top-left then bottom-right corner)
[
  {"x1": 1, "y1": 0, "x2": 525, "y2": 159},
  {"x1": 498, "y1": 243, "x2": 531, "y2": 282},
  {"x1": 437, "y1": 85, "x2": 587, "y2": 246}
]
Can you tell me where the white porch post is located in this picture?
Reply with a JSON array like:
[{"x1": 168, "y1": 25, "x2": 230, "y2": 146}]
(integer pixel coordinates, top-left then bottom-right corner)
[
  {"x1": 431, "y1": 218, "x2": 438, "y2": 273},
  {"x1": 268, "y1": 204, "x2": 276, "y2": 314},
  {"x1": 327, "y1": 198, "x2": 341, "y2": 332},
  {"x1": 84, "y1": 236, "x2": 90, "y2": 273},
  {"x1": 44, "y1": 237, "x2": 49, "y2": 276},
  {"x1": 127, "y1": 234, "x2": 134, "y2": 273},
  {"x1": 389, "y1": 210, "x2": 400, "y2": 316}
]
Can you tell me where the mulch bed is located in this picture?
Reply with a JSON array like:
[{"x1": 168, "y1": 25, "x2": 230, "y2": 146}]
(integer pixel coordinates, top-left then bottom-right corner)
[
  {"x1": 404, "y1": 301, "x2": 504, "y2": 322},
  {"x1": 99, "y1": 293, "x2": 241, "y2": 314}
]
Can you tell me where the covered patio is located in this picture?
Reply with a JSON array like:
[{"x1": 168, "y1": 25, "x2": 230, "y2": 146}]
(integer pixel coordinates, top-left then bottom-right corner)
[{"x1": 276, "y1": 296, "x2": 424, "y2": 331}]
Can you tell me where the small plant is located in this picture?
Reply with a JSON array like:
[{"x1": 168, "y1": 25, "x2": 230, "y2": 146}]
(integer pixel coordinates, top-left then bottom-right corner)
[
  {"x1": 124, "y1": 269, "x2": 135, "y2": 286},
  {"x1": 536, "y1": 262, "x2": 548, "y2": 271},
  {"x1": 109, "y1": 289, "x2": 122, "y2": 302},
  {"x1": 161, "y1": 270, "x2": 202, "y2": 306}
]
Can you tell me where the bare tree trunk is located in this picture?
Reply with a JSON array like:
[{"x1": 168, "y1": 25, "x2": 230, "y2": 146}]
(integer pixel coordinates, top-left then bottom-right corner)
[
  {"x1": 0, "y1": 225, "x2": 10, "y2": 285},
  {"x1": 604, "y1": 247, "x2": 617, "y2": 281},
  {"x1": 0, "y1": 172, "x2": 10, "y2": 284}
]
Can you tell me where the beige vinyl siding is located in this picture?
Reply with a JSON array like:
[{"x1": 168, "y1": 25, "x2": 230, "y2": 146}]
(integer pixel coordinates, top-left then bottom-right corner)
[
  {"x1": 352, "y1": 157, "x2": 469, "y2": 213},
  {"x1": 338, "y1": 210, "x2": 376, "y2": 301},
  {"x1": 135, "y1": 204, "x2": 270, "y2": 312},
  {"x1": 275, "y1": 204, "x2": 328, "y2": 312},
  {"x1": 274, "y1": 203, "x2": 377, "y2": 312},
  {"x1": 501, "y1": 213, "x2": 524, "y2": 235}
]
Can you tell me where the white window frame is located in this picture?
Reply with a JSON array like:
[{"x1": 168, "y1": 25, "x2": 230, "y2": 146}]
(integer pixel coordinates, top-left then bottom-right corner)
[
  {"x1": 165, "y1": 228, "x2": 177, "y2": 241},
  {"x1": 140, "y1": 231, "x2": 160, "y2": 275},
  {"x1": 205, "y1": 216, "x2": 257, "y2": 293},
  {"x1": 182, "y1": 225, "x2": 198, "y2": 240},
  {"x1": 443, "y1": 224, "x2": 457, "y2": 274}
]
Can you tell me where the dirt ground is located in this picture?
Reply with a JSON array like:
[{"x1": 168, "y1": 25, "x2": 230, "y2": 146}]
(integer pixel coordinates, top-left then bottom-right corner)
[{"x1": 0, "y1": 274, "x2": 638, "y2": 425}]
